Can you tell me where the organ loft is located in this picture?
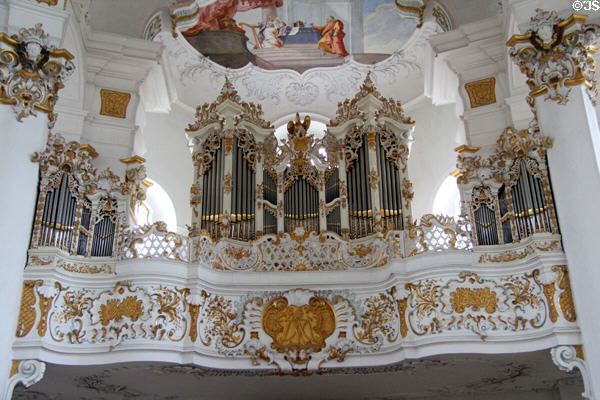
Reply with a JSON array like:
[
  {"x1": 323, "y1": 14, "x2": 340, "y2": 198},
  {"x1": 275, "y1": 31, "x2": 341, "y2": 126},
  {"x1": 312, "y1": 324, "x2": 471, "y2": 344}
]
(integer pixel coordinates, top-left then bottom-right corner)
[{"x1": 0, "y1": 1, "x2": 598, "y2": 399}]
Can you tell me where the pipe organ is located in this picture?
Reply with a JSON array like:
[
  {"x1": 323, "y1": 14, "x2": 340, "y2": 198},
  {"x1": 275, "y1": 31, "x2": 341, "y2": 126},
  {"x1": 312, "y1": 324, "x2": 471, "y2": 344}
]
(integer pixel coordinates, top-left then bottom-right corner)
[
  {"x1": 186, "y1": 75, "x2": 415, "y2": 242},
  {"x1": 29, "y1": 136, "x2": 140, "y2": 258},
  {"x1": 457, "y1": 128, "x2": 559, "y2": 246}
]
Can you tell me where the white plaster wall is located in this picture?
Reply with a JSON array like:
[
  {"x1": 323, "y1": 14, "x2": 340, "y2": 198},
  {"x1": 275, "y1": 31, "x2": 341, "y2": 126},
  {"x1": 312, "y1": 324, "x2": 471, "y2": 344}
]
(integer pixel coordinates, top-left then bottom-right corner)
[
  {"x1": 0, "y1": 113, "x2": 47, "y2": 392},
  {"x1": 140, "y1": 111, "x2": 194, "y2": 234},
  {"x1": 407, "y1": 98, "x2": 462, "y2": 220}
]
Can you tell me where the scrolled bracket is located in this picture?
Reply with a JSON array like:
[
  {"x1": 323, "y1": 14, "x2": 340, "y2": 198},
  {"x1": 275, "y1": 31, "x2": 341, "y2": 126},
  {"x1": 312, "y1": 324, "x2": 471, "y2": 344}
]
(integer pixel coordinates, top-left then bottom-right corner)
[
  {"x1": 4, "y1": 359, "x2": 46, "y2": 399},
  {"x1": 507, "y1": 9, "x2": 600, "y2": 106},
  {"x1": 550, "y1": 345, "x2": 593, "y2": 399}
]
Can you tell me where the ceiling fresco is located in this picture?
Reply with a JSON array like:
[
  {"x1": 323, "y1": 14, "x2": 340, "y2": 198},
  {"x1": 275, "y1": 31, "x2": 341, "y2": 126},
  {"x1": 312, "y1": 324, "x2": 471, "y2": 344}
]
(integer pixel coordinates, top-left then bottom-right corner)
[{"x1": 167, "y1": 0, "x2": 427, "y2": 71}]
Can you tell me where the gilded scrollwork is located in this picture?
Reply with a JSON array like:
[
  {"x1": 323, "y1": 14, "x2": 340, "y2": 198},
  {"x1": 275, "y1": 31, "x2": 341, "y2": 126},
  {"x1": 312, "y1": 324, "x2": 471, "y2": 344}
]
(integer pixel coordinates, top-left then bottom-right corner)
[
  {"x1": 368, "y1": 170, "x2": 379, "y2": 190},
  {"x1": 0, "y1": 24, "x2": 74, "y2": 121},
  {"x1": 554, "y1": 265, "x2": 576, "y2": 322},
  {"x1": 16, "y1": 264, "x2": 579, "y2": 373},
  {"x1": 48, "y1": 282, "x2": 188, "y2": 345},
  {"x1": 507, "y1": 10, "x2": 600, "y2": 104},
  {"x1": 185, "y1": 103, "x2": 222, "y2": 132},
  {"x1": 15, "y1": 280, "x2": 43, "y2": 337},
  {"x1": 406, "y1": 272, "x2": 549, "y2": 338}
]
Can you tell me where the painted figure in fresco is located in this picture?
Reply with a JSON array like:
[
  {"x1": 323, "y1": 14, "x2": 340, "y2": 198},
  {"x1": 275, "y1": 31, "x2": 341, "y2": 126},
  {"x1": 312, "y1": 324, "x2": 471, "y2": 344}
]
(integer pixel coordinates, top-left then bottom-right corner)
[
  {"x1": 258, "y1": 15, "x2": 286, "y2": 48},
  {"x1": 311, "y1": 16, "x2": 349, "y2": 57},
  {"x1": 183, "y1": 0, "x2": 283, "y2": 36}
]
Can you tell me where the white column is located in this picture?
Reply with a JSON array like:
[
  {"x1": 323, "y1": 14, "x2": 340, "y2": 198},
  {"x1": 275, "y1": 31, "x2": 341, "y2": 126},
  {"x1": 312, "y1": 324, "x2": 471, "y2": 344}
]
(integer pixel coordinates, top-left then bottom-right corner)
[
  {"x1": 536, "y1": 86, "x2": 600, "y2": 394},
  {"x1": 0, "y1": 2, "x2": 69, "y2": 395},
  {"x1": 0, "y1": 113, "x2": 47, "y2": 395}
]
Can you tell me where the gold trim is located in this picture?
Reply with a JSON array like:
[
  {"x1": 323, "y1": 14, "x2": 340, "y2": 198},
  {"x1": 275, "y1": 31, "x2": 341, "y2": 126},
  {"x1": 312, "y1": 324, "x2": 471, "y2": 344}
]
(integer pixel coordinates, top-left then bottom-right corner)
[
  {"x1": 120, "y1": 155, "x2": 146, "y2": 164},
  {"x1": 465, "y1": 77, "x2": 496, "y2": 108},
  {"x1": 49, "y1": 48, "x2": 74, "y2": 61},
  {"x1": 79, "y1": 144, "x2": 98, "y2": 158},
  {"x1": 574, "y1": 345, "x2": 585, "y2": 360},
  {"x1": 9, "y1": 360, "x2": 19, "y2": 378},
  {"x1": 454, "y1": 145, "x2": 480, "y2": 153},
  {"x1": 99, "y1": 89, "x2": 131, "y2": 119},
  {"x1": 394, "y1": 0, "x2": 425, "y2": 28},
  {"x1": 142, "y1": 179, "x2": 153, "y2": 188},
  {"x1": 170, "y1": 8, "x2": 200, "y2": 24},
  {"x1": 449, "y1": 168, "x2": 462, "y2": 177},
  {"x1": 0, "y1": 32, "x2": 19, "y2": 48}
]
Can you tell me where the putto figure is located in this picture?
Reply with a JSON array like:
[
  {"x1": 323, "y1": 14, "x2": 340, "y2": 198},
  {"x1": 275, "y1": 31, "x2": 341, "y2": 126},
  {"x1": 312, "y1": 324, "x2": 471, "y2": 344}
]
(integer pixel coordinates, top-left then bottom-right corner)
[{"x1": 312, "y1": 16, "x2": 349, "y2": 57}]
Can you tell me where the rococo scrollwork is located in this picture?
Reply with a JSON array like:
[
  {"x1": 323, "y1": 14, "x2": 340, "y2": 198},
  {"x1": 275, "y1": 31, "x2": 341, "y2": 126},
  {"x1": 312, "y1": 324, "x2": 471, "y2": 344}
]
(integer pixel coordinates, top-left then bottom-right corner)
[
  {"x1": 15, "y1": 265, "x2": 578, "y2": 374},
  {"x1": 0, "y1": 23, "x2": 74, "y2": 121},
  {"x1": 507, "y1": 9, "x2": 600, "y2": 104}
]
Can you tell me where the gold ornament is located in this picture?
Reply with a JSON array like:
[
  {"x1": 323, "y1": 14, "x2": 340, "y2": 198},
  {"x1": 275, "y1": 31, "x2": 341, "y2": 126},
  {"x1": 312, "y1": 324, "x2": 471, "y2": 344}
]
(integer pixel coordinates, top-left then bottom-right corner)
[
  {"x1": 464, "y1": 77, "x2": 496, "y2": 108},
  {"x1": 15, "y1": 280, "x2": 42, "y2": 337},
  {"x1": 99, "y1": 89, "x2": 131, "y2": 118},
  {"x1": 0, "y1": 24, "x2": 74, "y2": 121},
  {"x1": 262, "y1": 297, "x2": 336, "y2": 354},
  {"x1": 507, "y1": 10, "x2": 598, "y2": 104},
  {"x1": 449, "y1": 287, "x2": 498, "y2": 313}
]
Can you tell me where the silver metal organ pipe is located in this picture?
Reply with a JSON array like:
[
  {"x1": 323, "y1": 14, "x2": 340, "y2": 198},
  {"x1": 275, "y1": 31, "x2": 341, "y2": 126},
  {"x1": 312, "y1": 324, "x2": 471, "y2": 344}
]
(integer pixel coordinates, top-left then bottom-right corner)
[
  {"x1": 217, "y1": 146, "x2": 223, "y2": 223},
  {"x1": 350, "y1": 160, "x2": 358, "y2": 236},
  {"x1": 251, "y1": 163, "x2": 255, "y2": 238},
  {"x1": 531, "y1": 175, "x2": 544, "y2": 231},
  {"x1": 237, "y1": 146, "x2": 242, "y2": 238},
  {"x1": 357, "y1": 145, "x2": 364, "y2": 234},
  {"x1": 292, "y1": 178, "x2": 296, "y2": 226},
  {"x1": 301, "y1": 179, "x2": 306, "y2": 228},
  {"x1": 49, "y1": 176, "x2": 61, "y2": 247},
  {"x1": 231, "y1": 144, "x2": 237, "y2": 230},
  {"x1": 246, "y1": 157, "x2": 250, "y2": 223},
  {"x1": 59, "y1": 176, "x2": 70, "y2": 247},
  {"x1": 303, "y1": 179, "x2": 308, "y2": 221},
  {"x1": 40, "y1": 189, "x2": 51, "y2": 246},
  {"x1": 519, "y1": 162, "x2": 534, "y2": 233},
  {"x1": 48, "y1": 183, "x2": 58, "y2": 246},
  {"x1": 284, "y1": 180, "x2": 288, "y2": 222},
  {"x1": 66, "y1": 192, "x2": 75, "y2": 252},
  {"x1": 513, "y1": 180, "x2": 525, "y2": 238},
  {"x1": 213, "y1": 150, "x2": 219, "y2": 234},
  {"x1": 392, "y1": 162, "x2": 401, "y2": 226},
  {"x1": 385, "y1": 159, "x2": 395, "y2": 228},
  {"x1": 201, "y1": 166, "x2": 208, "y2": 229},
  {"x1": 377, "y1": 140, "x2": 387, "y2": 223},
  {"x1": 534, "y1": 176, "x2": 549, "y2": 231},
  {"x1": 522, "y1": 170, "x2": 535, "y2": 235},
  {"x1": 242, "y1": 147, "x2": 246, "y2": 236},
  {"x1": 535, "y1": 176, "x2": 547, "y2": 231},
  {"x1": 313, "y1": 183, "x2": 318, "y2": 230},
  {"x1": 96, "y1": 216, "x2": 104, "y2": 256},
  {"x1": 206, "y1": 154, "x2": 213, "y2": 232},
  {"x1": 209, "y1": 151, "x2": 215, "y2": 229},
  {"x1": 388, "y1": 162, "x2": 398, "y2": 229},
  {"x1": 236, "y1": 144, "x2": 241, "y2": 236},
  {"x1": 518, "y1": 174, "x2": 532, "y2": 237},
  {"x1": 527, "y1": 171, "x2": 545, "y2": 232}
]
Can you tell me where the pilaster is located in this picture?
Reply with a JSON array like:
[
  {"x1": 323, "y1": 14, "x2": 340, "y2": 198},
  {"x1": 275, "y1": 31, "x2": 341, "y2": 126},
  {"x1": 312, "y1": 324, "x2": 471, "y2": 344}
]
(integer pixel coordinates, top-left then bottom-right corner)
[
  {"x1": 508, "y1": 10, "x2": 600, "y2": 396},
  {"x1": 0, "y1": 5, "x2": 71, "y2": 397}
]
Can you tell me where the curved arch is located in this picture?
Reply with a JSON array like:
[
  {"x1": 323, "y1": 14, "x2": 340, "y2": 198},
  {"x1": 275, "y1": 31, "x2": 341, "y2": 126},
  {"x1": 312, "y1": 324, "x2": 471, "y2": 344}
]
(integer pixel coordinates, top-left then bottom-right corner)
[
  {"x1": 134, "y1": 178, "x2": 178, "y2": 232},
  {"x1": 432, "y1": 175, "x2": 460, "y2": 218}
]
